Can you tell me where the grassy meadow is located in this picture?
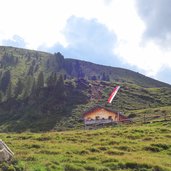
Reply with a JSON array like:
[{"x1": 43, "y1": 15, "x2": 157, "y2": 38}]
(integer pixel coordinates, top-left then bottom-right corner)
[{"x1": 0, "y1": 121, "x2": 171, "y2": 171}]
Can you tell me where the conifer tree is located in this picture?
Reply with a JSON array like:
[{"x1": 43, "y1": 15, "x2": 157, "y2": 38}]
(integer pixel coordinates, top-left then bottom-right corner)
[
  {"x1": 46, "y1": 72, "x2": 57, "y2": 87},
  {"x1": 6, "y1": 81, "x2": 12, "y2": 99},
  {"x1": 54, "y1": 75, "x2": 65, "y2": 98},
  {"x1": 0, "y1": 91, "x2": 3, "y2": 102},
  {"x1": 57, "y1": 75, "x2": 64, "y2": 90},
  {"x1": 31, "y1": 77, "x2": 36, "y2": 94},
  {"x1": 14, "y1": 78, "x2": 24, "y2": 98},
  {"x1": 0, "y1": 70, "x2": 11, "y2": 93},
  {"x1": 22, "y1": 76, "x2": 34, "y2": 98},
  {"x1": 37, "y1": 71, "x2": 44, "y2": 89}
]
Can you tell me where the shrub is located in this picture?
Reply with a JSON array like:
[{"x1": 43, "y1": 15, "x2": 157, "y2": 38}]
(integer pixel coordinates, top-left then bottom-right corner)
[
  {"x1": 88, "y1": 147, "x2": 100, "y2": 153},
  {"x1": 0, "y1": 161, "x2": 25, "y2": 171},
  {"x1": 117, "y1": 145, "x2": 135, "y2": 152},
  {"x1": 84, "y1": 164, "x2": 111, "y2": 171},
  {"x1": 142, "y1": 137, "x2": 153, "y2": 141},
  {"x1": 28, "y1": 144, "x2": 41, "y2": 149},
  {"x1": 78, "y1": 150, "x2": 90, "y2": 155},
  {"x1": 144, "y1": 143, "x2": 170, "y2": 152},
  {"x1": 104, "y1": 162, "x2": 119, "y2": 170},
  {"x1": 153, "y1": 165, "x2": 166, "y2": 171},
  {"x1": 144, "y1": 146, "x2": 160, "y2": 152},
  {"x1": 98, "y1": 167, "x2": 111, "y2": 171},
  {"x1": 98, "y1": 146, "x2": 108, "y2": 151},
  {"x1": 64, "y1": 163, "x2": 85, "y2": 171},
  {"x1": 128, "y1": 113, "x2": 137, "y2": 118},
  {"x1": 101, "y1": 158, "x2": 118, "y2": 163},
  {"x1": 108, "y1": 141, "x2": 119, "y2": 145},
  {"x1": 159, "y1": 128, "x2": 170, "y2": 133},
  {"x1": 106, "y1": 150, "x2": 124, "y2": 155},
  {"x1": 25, "y1": 156, "x2": 37, "y2": 161},
  {"x1": 37, "y1": 136, "x2": 52, "y2": 141},
  {"x1": 39, "y1": 150, "x2": 60, "y2": 155},
  {"x1": 152, "y1": 143, "x2": 170, "y2": 150},
  {"x1": 7, "y1": 165, "x2": 16, "y2": 171},
  {"x1": 125, "y1": 162, "x2": 149, "y2": 169}
]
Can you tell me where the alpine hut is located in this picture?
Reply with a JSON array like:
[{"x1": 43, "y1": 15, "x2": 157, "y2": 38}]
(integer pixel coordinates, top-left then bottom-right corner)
[{"x1": 83, "y1": 106, "x2": 130, "y2": 128}]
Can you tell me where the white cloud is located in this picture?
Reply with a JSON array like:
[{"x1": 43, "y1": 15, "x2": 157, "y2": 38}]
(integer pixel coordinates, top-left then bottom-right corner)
[
  {"x1": 0, "y1": 0, "x2": 171, "y2": 84},
  {"x1": 0, "y1": 0, "x2": 139, "y2": 48},
  {"x1": 115, "y1": 40, "x2": 170, "y2": 77},
  {"x1": 0, "y1": 0, "x2": 108, "y2": 48},
  {"x1": 2, "y1": 35, "x2": 26, "y2": 48},
  {"x1": 135, "y1": 0, "x2": 171, "y2": 45},
  {"x1": 39, "y1": 16, "x2": 122, "y2": 67}
]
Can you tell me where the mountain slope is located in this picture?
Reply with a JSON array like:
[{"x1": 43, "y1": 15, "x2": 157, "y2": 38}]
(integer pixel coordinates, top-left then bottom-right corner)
[
  {"x1": 0, "y1": 46, "x2": 170, "y2": 88},
  {"x1": 64, "y1": 58, "x2": 170, "y2": 88},
  {"x1": 0, "y1": 46, "x2": 171, "y2": 132}
]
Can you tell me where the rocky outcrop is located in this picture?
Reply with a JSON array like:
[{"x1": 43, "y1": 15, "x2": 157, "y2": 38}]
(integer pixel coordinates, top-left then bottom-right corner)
[{"x1": 0, "y1": 140, "x2": 14, "y2": 162}]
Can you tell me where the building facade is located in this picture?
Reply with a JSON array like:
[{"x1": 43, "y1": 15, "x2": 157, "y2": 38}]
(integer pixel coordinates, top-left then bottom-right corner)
[{"x1": 83, "y1": 106, "x2": 129, "y2": 126}]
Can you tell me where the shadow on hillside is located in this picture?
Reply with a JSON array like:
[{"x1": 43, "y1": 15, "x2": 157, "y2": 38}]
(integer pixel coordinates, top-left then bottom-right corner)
[{"x1": 0, "y1": 81, "x2": 89, "y2": 132}]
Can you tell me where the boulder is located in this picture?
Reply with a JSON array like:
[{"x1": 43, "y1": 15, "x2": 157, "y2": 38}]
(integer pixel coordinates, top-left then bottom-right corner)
[{"x1": 0, "y1": 140, "x2": 14, "y2": 162}]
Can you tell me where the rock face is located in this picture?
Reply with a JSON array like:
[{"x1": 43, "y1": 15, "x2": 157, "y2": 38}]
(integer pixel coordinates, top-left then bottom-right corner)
[{"x1": 0, "y1": 140, "x2": 14, "y2": 162}]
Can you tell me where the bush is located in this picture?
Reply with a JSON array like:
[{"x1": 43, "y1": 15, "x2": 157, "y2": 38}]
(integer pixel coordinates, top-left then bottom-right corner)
[
  {"x1": 37, "y1": 136, "x2": 52, "y2": 141},
  {"x1": 152, "y1": 143, "x2": 170, "y2": 150},
  {"x1": 144, "y1": 146, "x2": 160, "y2": 152},
  {"x1": 125, "y1": 162, "x2": 147, "y2": 169},
  {"x1": 117, "y1": 145, "x2": 135, "y2": 152},
  {"x1": 30, "y1": 144, "x2": 41, "y2": 149},
  {"x1": 88, "y1": 147, "x2": 100, "y2": 153},
  {"x1": 0, "y1": 160, "x2": 25, "y2": 171},
  {"x1": 144, "y1": 143, "x2": 170, "y2": 152},
  {"x1": 98, "y1": 167, "x2": 111, "y2": 171},
  {"x1": 128, "y1": 113, "x2": 137, "y2": 118},
  {"x1": 64, "y1": 163, "x2": 85, "y2": 171},
  {"x1": 106, "y1": 150, "x2": 124, "y2": 155},
  {"x1": 104, "y1": 162, "x2": 119, "y2": 170},
  {"x1": 98, "y1": 146, "x2": 108, "y2": 151}
]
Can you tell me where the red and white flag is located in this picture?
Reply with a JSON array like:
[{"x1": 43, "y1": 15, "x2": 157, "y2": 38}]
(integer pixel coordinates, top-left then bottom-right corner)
[{"x1": 107, "y1": 86, "x2": 120, "y2": 103}]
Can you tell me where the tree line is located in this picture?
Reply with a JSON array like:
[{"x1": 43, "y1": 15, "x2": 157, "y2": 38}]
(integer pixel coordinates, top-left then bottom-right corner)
[{"x1": 0, "y1": 70, "x2": 65, "y2": 102}]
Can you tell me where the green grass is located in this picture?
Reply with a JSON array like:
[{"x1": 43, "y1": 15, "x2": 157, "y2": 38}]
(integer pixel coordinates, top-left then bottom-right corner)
[
  {"x1": 127, "y1": 106, "x2": 171, "y2": 123},
  {"x1": 0, "y1": 121, "x2": 171, "y2": 170}
]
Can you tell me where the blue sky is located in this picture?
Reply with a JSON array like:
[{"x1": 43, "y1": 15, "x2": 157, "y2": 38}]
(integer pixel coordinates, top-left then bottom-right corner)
[{"x1": 0, "y1": 0, "x2": 171, "y2": 84}]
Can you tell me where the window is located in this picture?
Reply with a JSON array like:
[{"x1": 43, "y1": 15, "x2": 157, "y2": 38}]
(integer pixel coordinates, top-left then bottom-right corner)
[
  {"x1": 87, "y1": 117, "x2": 91, "y2": 121},
  {"x1": 95, "y1": 116, "x2": 100, "y2": 120},
  {"x1": 108, "y1": 116, "x2": 112, "y2": 120}
]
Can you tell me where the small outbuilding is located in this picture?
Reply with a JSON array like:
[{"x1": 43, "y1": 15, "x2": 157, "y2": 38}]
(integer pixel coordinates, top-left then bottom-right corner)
[{"x1": 83, "y1": 106, "x2": 130, "y2": 127}]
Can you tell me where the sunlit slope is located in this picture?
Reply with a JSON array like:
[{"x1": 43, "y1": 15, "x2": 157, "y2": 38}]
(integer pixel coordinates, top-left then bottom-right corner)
[{"x1": 0, "y1": 121, "x2": 171, "y2": 170}]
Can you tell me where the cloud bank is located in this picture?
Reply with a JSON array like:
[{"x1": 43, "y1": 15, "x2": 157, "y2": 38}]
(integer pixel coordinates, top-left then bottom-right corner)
[
  {"x1": 39, "y1": 16, "x2": 123, "y2": 67},
  {"x1": 2, "y1": 35, "x2": 26, "y2": 48},
  {"x1": 1, "y1": 0, "x2": 171, "y2": 84},
  {"x1": 136, "y1": 0, "x2": 171, "y2": 46}
]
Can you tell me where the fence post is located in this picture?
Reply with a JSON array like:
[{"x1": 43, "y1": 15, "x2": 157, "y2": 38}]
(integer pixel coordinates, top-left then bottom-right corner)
[{"x1": 143, "y1": 114, "x2": 146, "y2": 123}]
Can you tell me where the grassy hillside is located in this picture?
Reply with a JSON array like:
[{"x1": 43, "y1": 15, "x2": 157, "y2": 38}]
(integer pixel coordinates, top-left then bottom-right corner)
[
  {"x1": 65, "y1": 58, "x2": 171, "y2": 88},
  {"x1": 0, "y1": 46, "x2": 171, "y2": 132},
  {"x1": 0, "y1": 46, "x2": 170, "y2": 88},
  {"x1": 0, "y1": 78, "x2": 171, "y2": 132},
  {"x1": 0, "y1": 121, "x2": 171, "y2": 171},
  {"x1": 0, "y1": 46, "x2": 171, "y2": 171}
]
